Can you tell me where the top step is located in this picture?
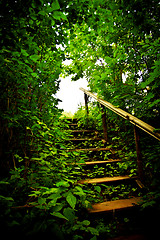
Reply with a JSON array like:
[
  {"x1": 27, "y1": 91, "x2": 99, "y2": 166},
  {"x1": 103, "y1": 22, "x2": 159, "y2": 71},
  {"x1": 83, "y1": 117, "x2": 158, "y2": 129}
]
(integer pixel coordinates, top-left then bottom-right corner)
[
  {"x1": 64, "y1": 118, "x2": 78, "y2": 123},
  {"x1": 71, "y1": 130, "x2": 99, "y2": 134},
  {"x1": 65, "y1": 138, "x2": 102, "y2": 142},
  {"x1": 67, "y1": 123, "x2": 79, "y2": 129},
  {"x1": 66, "y1": 130, "x2": 101, "y2": 138}
]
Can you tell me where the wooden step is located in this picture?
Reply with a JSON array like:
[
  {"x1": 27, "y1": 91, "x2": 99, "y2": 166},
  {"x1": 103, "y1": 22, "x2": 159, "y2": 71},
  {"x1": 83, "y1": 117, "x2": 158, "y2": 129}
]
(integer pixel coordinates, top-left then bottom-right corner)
[
  {"x1": 78, "y1": 175, "x2": 136, "y2": 184},
  {"x1": 65, "y1": 118, "x2": 78, "y2": 123},
  {"x1": 108, "y1": 234, "x2": 146, "y2": 240},
  {"x1": 65, "y1": 138, "x2": 102, "y2": 142},
  {"x1": 71, "y1": 130, "x2": 98, "y2": 133},
  {"x1": 68, "y1": 123, "x2": 78, "y2": 127},
  {"x1": 67, "y1": 147, "x2": 112, "y2": 152},
  {"x1": 77, "y1": 159, "x2": 121, "y2": 165},
  {"x1": 88, "y1": 197, "x2": 142, "y2": 213}
]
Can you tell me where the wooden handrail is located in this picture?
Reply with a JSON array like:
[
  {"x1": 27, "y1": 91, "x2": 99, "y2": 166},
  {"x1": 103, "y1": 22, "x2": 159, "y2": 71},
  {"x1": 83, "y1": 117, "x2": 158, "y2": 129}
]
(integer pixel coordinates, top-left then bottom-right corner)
[{"x1": 80, "y1": 87, "x2": 160, "y2": 141}]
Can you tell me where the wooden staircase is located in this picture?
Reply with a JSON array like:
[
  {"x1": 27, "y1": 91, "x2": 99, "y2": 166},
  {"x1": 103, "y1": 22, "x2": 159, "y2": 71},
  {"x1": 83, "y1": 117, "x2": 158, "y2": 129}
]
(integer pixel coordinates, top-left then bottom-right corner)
[{"x1": 65, "y1": 118, "x2": 142, "y2": 214}]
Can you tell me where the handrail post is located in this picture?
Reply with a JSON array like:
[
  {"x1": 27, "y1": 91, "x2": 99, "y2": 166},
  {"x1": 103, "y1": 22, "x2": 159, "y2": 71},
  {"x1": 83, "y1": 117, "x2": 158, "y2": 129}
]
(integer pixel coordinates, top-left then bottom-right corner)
[
  {"x1": 101, "y1": 104, "x2": 108, "y2": 142},
  {"x1": 134, "y1": 126, "x2": 143, "y2": 181},
  {"x1": 84, "y1": 93, "x2": 89, "y2": 115},
  {"x1": 84, "y1": 93, "x2": 89, "y2": 127}
]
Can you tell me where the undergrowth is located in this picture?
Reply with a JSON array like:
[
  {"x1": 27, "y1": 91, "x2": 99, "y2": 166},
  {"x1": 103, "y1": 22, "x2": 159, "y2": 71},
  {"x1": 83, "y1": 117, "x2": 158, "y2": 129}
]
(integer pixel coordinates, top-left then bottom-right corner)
[{"x1": 0, "y1": 105, "x2": 160, "y2": 239}]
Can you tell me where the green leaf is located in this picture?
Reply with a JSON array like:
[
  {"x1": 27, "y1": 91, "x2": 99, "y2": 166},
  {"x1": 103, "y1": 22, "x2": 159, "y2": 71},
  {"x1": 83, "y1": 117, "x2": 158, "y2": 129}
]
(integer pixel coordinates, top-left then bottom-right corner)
[
  {"x1": 38, "y1": 10, "x2": 46, "y2": 16},
  {"x1": 0, "y1": 195, "x2": 14, "y2": 201},
  {"x1": 51, "y1": 0, "x2": 60, "y2": 11},
  {"x1": 42, "y1": 188, "x2": 59, "y2": 195},
  {"x1": 48, "y1": 193, "x2": 61, "y2": 206},
  {"x1": 90, "y1": 236, "x2": 97, "y2": 240},
  {"x1": 30, "y1": 54, "x2": 40, "y2": 62},
  {"x1": 94, "y1": 186, "x2": 101, "y2": 193},
  {"x1": 52, "y1": 204, "x2": 63, "y2": 212},
  {"x1": 74, "y1": 186, "x2": 85, "y2": 196},
  {"x1": 66, "y1": 191, "x2": 76, "y2": 209},
  {"x1": 10, "y1": 220, "x2": 20, "y2": 227},
  {"x1": 31, "y1": 72, "x2": 38, "y2": 77},
  {"x1": 56, "y1": 181, "x2": 70, "y2": 187},
  {"x1": 88, "y1": 227, "x2": 99, "y2": 236},
  {"x1": 153, "y1": 128, "x2": 160, "y2": 133},
  {"x1": 51, "y1": 19, "x2": 55, "y2": 26},
  {"x1": 150, "y1": 99, "x2": 160, "y2": 107},
  {"x1": 53, "y1": 11, "x2": 64, "y2": 20},
  {"x1": 61, "y1": 13, "x2": 68, "y2": 21},
  {"x1": 63, "y1": 207, "x2": 75, "y2": 222},
  {"x1": 0, "y1": 181, "x2": 9, "y2": 185},
  {"x1": 38, "y1": 197, "x2": 46, "y2": 205},
  {"x1": 82, "y1": 220, "x2": 90, "y2": 226},
  {"x1": 51, "y1": 212, "x2": 68, "y2": 221},
  {"x1": 21, "y1": 49, "x2": 29, "y2": 57},
  {"x1": 48, "y1": 199, "x2": 57, "y2": 207}
]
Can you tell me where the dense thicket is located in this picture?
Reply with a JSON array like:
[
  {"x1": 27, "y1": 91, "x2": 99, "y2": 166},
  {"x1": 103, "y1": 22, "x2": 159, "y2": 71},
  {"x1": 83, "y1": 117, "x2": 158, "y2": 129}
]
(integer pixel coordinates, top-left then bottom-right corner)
[
  {"x1": 0, "y1": 0, "x2": 67, "y2": 173},
  {"x1": 0, "y1": 0, "x2": 160, "y2": 239},
  {"x1": 65, "y1": 0, "x2": 160, "y2": 125},
  {"x1": 0, "y1": 0, "x2": 75, "y2": 237}
]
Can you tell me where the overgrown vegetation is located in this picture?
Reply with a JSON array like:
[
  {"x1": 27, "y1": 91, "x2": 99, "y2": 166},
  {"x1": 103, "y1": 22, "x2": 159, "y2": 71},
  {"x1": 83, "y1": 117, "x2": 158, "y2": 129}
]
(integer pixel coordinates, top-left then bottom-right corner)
[{"x1": 0, "y1": 0, "x2": 160, "y2": 239}]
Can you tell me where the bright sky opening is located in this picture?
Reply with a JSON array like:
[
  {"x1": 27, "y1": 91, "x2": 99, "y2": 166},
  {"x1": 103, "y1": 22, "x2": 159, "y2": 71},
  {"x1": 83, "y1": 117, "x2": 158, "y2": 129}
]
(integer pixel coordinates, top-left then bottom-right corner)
[{"x1": 56, "y1": 76, "x2": 88, "y2": 114}]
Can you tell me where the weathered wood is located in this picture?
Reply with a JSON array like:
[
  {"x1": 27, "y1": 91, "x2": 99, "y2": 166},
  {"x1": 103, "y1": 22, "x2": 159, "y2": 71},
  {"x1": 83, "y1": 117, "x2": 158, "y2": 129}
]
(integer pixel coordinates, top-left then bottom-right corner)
[
  {"x1": 134, "y1": 126, "x2": 143, "y2": 181},
  {"x1": 135, "y1": 179, "x2": 145, "y2": 189},
  {"x1": 78, "y1": 159, "x2": 121, "y2": 165},
  {"x1": 80, "y1": 88, "x2": 160, "y2": 141},
  {"x1": 68, "y1": 123, "x2": 78, "y2": 127},
  {"x1": 88, "y1": 197, "x2": 141, "y2": 213},
  {"x1": 71, "y1": 130, "x2": 97, "y2": 133},
  {"x1": 67, "y1": 147, "x2": 112, "y2": 152},
  {"x1": 65, "y1": 138, "x2": 102, "y2": 142},
  {"x1": 84, "y1": 93, "x2": 89, "y2": 128},
  {"x1": 84, "y1": 93, "x2": 89, "y2": 115},
  {"x1": 78, "y1": 175, "x2": 136, "y2": 184},
  {"x1": 101, "y1": 104, "x2": 108, "y2": 141}
]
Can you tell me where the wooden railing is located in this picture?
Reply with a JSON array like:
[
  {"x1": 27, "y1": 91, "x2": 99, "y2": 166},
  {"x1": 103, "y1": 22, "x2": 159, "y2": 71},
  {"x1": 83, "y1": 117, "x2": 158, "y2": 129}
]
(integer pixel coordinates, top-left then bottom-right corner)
[{"x1": 80, "y1": 87, "x2": 160, "y2": 181}]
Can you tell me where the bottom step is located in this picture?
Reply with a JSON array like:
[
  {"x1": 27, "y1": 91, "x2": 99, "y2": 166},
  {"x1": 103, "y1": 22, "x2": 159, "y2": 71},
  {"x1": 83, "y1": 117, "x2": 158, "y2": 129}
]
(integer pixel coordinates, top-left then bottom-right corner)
[{"x1": 88, "y1": 197, "x2": 142, "y2": 213}]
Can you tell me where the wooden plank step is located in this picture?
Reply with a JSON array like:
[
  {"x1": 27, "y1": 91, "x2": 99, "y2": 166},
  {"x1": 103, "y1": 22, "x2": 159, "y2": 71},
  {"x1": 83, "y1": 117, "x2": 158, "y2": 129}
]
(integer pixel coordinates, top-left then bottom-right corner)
[
  {"x1": 71, "y1": 130, "x2": 98, "y2": 133},
  {"x1": 66, "y1": 138, "x2": 102, "y2": 142},
  {"x1": 108, "y1": 234, "x2": 146, "y2": 240},
  {"x1": 67, "y1": 147, "x2": 112, "y2": 152},
  {"x1": 88, "y1": 197, "x2": 142, "y2": 213},
  {"x1": 68, "y1": 123, "x2": 78, "y2": 126},
  {"x1": 78, "y1": 175, "x2": 136, "y2": 184},
  {"x1": 78, "y1": 159, "x2": 121, "y2": 165},
  {"x1": 65, "y1": 118, "x2": 78, "y2": 122}
]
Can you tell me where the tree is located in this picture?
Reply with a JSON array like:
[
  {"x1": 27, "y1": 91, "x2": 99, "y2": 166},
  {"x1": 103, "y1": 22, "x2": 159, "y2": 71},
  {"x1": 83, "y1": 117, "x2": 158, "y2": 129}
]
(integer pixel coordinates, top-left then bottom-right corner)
[
  {"x1": 0, "y1": 0, "x2": 160, "y2": 238},
  {"x1": 64, "y1": 0, "x2": 160, "y2": 125},
  {"x1": 0, "y1": 0, "x2": 68, "y2": 173}
]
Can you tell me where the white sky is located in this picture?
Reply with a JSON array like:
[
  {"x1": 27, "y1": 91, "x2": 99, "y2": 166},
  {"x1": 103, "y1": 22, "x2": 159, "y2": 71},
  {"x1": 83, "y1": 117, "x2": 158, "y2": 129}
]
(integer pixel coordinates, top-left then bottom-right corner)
[
  {"x1": 56, "y1": 58, "x2": 129, "y2": 114},
  {"x1": 56, "y1": 76, "x2": 88, "y2": 114}
]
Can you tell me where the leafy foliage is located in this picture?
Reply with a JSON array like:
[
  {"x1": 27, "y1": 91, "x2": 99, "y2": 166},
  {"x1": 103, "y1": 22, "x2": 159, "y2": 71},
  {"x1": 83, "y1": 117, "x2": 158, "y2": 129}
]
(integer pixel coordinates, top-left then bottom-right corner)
[
  {"x1": 65, "y1": 0, "x2": 160, "y2": 124},
  {"x1": 0, "y1": 0, "x2": 160, "y2": 239}
]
